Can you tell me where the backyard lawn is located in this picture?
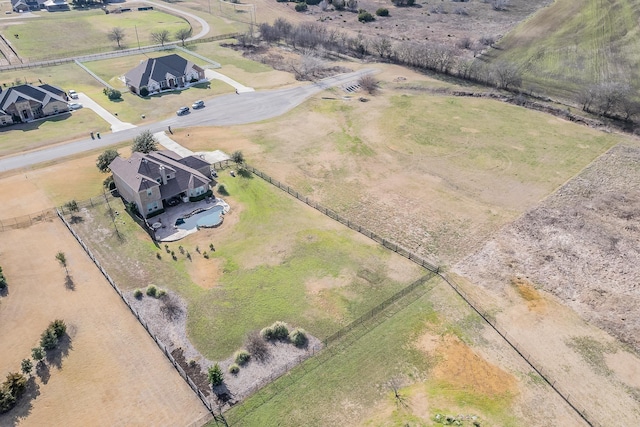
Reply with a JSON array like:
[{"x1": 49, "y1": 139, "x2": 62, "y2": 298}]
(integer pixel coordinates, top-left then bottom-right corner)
[{"x1": 69, "y1": 173, "x2": 425, "y2": 360}]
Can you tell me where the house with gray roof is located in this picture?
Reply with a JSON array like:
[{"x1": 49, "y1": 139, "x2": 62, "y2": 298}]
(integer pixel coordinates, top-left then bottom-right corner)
[
  {"x1": 0, "y1": 83, "x2": 69, "y2": 126},
  {"x1": 109, "y1": 150, "x2": 214, "y2": 218},
  {"x1": 123, "y1": 54, "x2": 205, "y2": 96}
]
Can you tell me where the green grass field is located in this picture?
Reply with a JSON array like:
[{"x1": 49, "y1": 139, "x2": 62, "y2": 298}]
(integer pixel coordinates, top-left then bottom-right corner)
[
  {"x1": 0, "y1": 9, "x2": 190, "y2": 60},
  {"x1": 219, "y1": 278, "x2": 521, "y2": 427},
  {"x1": 486, "y1": 0, "x2": 640, "y2": 101},
  {"x1": 69, "y1": 174, "x2": 424, "y2": 360}
]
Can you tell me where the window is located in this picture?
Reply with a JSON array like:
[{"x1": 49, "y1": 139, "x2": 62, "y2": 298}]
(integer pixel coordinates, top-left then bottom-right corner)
[
  {"x1": 147, "y1": 188, "x2": 153, "y2": 196},
  {"x1": 156, "y1": 178, "x2": 161, "y2": 184},
  {"x1": 147, "y1": 201, "x2": 158, "y2": 212}
]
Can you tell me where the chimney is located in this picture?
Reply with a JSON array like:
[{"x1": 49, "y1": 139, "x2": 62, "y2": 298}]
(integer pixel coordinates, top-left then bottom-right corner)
[{"x1": 159, "y1": 165, "x2": 167, "y2": 185}]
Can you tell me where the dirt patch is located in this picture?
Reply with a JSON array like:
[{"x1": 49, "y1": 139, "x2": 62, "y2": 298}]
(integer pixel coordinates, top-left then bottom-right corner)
[
  {"x1": 429, "y1": 335, "x2": 517, "y2": 396},
  {"x1": 305, "y1": 272, "x2": 351, "y2": 294},
  {"x1": 511, "y1": 276, "x2": 546, "y2": 312},
  {"x1": 606, "y1": 351, "x2": 640, "y2": 389},
  {"x1": 188, "y1": 256, "x2": 223, "y2": 289}
]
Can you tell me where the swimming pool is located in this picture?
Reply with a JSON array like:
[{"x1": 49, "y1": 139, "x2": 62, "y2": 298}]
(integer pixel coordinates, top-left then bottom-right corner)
[{"x1": 175, "y1": 205, "x2": 224, "y2": 230}]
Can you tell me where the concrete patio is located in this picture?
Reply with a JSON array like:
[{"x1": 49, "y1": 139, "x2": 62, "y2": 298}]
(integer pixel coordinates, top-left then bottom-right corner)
[{"x1": 150, "y1": 196, "x2": 230, "y2": 242}]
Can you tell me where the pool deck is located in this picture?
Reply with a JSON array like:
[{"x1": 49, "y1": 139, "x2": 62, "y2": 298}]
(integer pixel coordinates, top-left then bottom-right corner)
[{"x1": 151, "y1": 197, "x2": 230, "y2": 242}]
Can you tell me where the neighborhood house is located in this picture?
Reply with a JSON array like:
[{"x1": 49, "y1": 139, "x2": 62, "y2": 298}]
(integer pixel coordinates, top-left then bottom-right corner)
[
  {"x1": 11, "y1": 0, "x2": 69, "y2": 12},
  {"x1": 109, "y1": 150, "x2": 214, "y2": 219},
  {"x1": 124, "y1": 54, "x2": 206, "y2": 96},
  {"x1": 0, "y1": 83, "x2": 69, "y2": 126}
]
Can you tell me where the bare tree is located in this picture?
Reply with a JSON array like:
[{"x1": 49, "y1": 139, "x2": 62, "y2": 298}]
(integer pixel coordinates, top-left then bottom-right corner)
[
  {"x1": 359, "y1": 74, "x2": 379, "y2": 94},
  {"x1": 578, "y1": 83, "x2": 600, "y2": 112},
  {"x1": 151, "y1": 30, "x2": 170, "y2": 46},
  {"x1": 618, "y1": 96, "x2": 640, "y2": 121},
  {"x1": 372, "y1": 37, "x2": 393, "y2": 59},
  {"x1": 387, "y1": 377, "x2": 408, "y2": 409},
  {"x1": 491, "y1": 0, "x2": 509, "y2": 11},
  {"x1": 108, "y1": 27, "x2": 126, "y2": 48},
  {"x1": 291, "y1": 53, "x2": 326, "y2": 80},
  {"x1": 245, "y1": 331, "x2": 269, "y2": 361},
  {"x1": 273, "y1": 17, "x2": 292, "y2": 39},
  {"x1": 175, "y1": 28, "x2": 193, "y2": 46},
  {"x1": 595, "y1": 82, "x2": 628, "y2": 115},
  {"x1": 493, "y1": 61, "x2": 522, "y2": 90}
]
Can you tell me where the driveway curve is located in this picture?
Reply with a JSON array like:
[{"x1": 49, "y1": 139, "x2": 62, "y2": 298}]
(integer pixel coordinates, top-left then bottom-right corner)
[
  {"x1": 140, "y1": 0, "x2": 210, "y2": 41},
  {"x1": 0, "y1": 69, "x2": 376, "y2": 173}
]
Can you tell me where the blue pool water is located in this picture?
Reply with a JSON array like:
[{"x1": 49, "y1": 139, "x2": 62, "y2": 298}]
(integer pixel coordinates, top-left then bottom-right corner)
[{"x1": 175, "y1": 206, "x2": 224, "y2": 230}]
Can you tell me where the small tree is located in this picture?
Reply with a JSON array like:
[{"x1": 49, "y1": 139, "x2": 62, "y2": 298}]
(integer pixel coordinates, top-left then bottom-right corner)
[
  {"x1": 108, "y1": 27, "x2": 126, "y2": 48},
  {"x1": 55, "y1": 252, "x2": 68, "y2": 274},
  {"x1": 103, "y1": 88, "x2": 122, "y2": 100},
  {"x1": 151, "y1": 30, "x2": 171, "y2": 46},
  {"x1": 131, "y1": 130, "x2": 158, "y2": 154},
  {"x1": 96, "y1": 149, "x2": 119, "y2": 173},
  {"x1": 63, "y1": 200, "x2": 79, "y2": 212},
  {"x1": 376, "y1": 8, "x2": 389, "y2": 16},
  {"x1": 208, "y1": 363, "x2": 224, "y2": 387},
  {"x1": 20, "y1": 359, "x2": 33, "y2": 376},
  {"x1": 175, "y1": 28, "x2": 193, "y2": 46},
  {"x1": 50, "y1": 319, "x2": 66, "y2": 338},
  {"x1": 359, "y1": 74, "x2": 379, "y2": 94},
  {"x1": 295, "y1": 2, "x2": 307, "y2": 12},
  {"x1": 31, "y1": 347, "x2": 45, "y2": 365},
  {"x1": 40, "y1": 328, "x2": 58, "y2": 351},
  {"x1": 231, "y1": 150, "x2": 244, "y2": 165},
  {"x1": 0, "y1": 266, "x2": 7, "y2": 289}
]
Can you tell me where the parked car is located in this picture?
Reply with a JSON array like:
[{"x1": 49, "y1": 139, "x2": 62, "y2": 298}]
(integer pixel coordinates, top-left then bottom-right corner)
[
  {"x1": 176, "y1": 106, "x2": 190, "y2": 116},
  {"x1": 192, "y1": 100, "x2": 205, "y2": 109},
  {"x1": 68, "y1": 102, "x2": 83, "y2": 110},
  {"x1": 68, "y1": 90, "x2": 78, "y2": 99}
]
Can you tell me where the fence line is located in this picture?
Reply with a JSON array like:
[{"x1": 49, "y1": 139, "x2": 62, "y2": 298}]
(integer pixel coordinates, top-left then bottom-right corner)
[
  {"x1": 0, "y1": 208, "x2": 57, "y2": 232},
  {"x1": 243, "y1": 164, "x2": 599, "y2": 427},
  {"x1": 56, "y1": 209, "x2": 218, "y2": 424}
]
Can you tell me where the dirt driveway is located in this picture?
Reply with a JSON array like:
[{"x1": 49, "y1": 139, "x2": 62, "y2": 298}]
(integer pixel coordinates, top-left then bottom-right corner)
[{"x1": 0, "y1": 220, "x2": 210, "y2": 426}]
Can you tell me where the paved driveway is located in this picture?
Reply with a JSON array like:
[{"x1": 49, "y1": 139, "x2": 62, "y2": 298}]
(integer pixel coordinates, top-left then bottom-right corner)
[{"x1": 77, "y1": 93, "x2": 136, "y2": 132}]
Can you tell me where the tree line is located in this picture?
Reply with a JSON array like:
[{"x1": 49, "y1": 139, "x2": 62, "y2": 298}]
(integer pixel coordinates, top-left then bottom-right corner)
[{"x1": 254, "y1": 18, "x2": 640, "y2": 123}]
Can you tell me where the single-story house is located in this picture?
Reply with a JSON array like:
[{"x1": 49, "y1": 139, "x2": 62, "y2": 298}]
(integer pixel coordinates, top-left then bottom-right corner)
[
  {"x1": 123, "y1": 54, "x2": 205, "y2": 96},
  {"x1": 0, "y1": 83, "x2": 69, "y2": 125},
  {"x1": 109, "y1": 150, "x2": 214, "y2": 218}
]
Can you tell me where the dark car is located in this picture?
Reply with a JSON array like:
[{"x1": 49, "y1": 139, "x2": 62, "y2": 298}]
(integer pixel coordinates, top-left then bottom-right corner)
[{"x1": 176, "y1": 106, "x2": 190, "y2": 116}]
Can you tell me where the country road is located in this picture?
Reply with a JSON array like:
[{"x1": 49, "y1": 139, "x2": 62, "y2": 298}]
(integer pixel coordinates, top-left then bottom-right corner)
[{"x1": 0, "y1": 69, "x2": 375, "y2": 173}]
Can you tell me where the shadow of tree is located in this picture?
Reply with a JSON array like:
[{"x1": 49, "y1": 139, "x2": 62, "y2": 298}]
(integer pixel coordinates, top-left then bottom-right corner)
[
  {"x1": 45, "y1": 334, "x2": 73, "y2": 370},
  {"x1": 69, "y1": 215, "x2": 84, "y2": 224},
  {"x1": 35, "y1": 362, "x2": 50, "y2": 385},
  {"x1": 0, "y1": 285, "x2": 7, "y2": 297},
  {"x1": 65, "y1": 275, "x2": 75, "y2": 291},
  {"x1": 0, "y1": 376, "x2": 40, "y2": 427}
]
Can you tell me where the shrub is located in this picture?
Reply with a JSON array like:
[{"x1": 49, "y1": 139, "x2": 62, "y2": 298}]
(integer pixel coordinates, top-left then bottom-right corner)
[
  {"x1": 333, "y1": 0, "x2": 345, "y2": 9},
  {"x1": 246, "y1": 331, "x2": 269, "y2": 361},
  {"x1": 289, "y1": 328, "x2": 308, "y2": 347},
  {"x1": 156, "y1": 252, "x2": 162, "y2": 260},
  {"x1": 103, "y1": 88, "x2": 122, "y2": 100},
  {"x1": 234, "y1": 350, "x2": 251, "y2": 366},
  {"x1": 208, "y1": 363, "x2": 224, "y2": 386},
  {"x1": 295, "y1": 2, "x2": 307, "y2": 12},
  {"x1": 0, "y1": 266, "x2": 6, "y2": 289},
  {"x1": 139, "y1": 86, "x2": 149, "y2": 97},
  {"x1": 375, "y1": 7, "x2": 389, "y2": 16},
  {"x1": 217, "y1": 184, "x2": 229, "y2": 196},
  {"x1": 31, "y1": 347, "x2": 44, "y2": 363},
  {"x1": 260, "y1": 326, "x2": 274, "y2": 340},
  {"x1": 358, "y1": 11, "x2": 374, "y2": 22},
  {"x1": 134, "y1": 289, "x2": 143, "y2": 299},
  {"x1": 391, "y1": 0, "x2": 414, "y2": 5},
  {"x1": 228, "y1": 363, "x2": 240, "y2": 374},
  {"x1": 158, "y1": 289, "x2": 167, "y2": 297},
  {"x1": 0, "y1": 372, "x2": 27, "y2": 413},
  {"x1": 63, "y1": 200, "x2": 79, "y2": 212},
  {"x1": 188, "y1": 359, "x2": 197, "y2": 368},
  {"x1": 146, "y1": 285, "x2": 157, "y2": 297}
]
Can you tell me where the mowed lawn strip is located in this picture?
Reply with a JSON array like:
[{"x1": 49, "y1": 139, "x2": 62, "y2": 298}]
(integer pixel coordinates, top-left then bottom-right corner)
[
  {"x1": 2, "y1": 9, "x2": 190, "y2": 60},
  {"x1": 70, "y1": 173, "x2": 424, "y2": 360},
  {"x1": 487, "y1": 0, "x2": 640, "y2": 100}
]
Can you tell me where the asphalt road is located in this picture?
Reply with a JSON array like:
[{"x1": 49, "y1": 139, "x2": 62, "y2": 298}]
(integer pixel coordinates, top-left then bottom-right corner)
[{"x1": 0, "y1": 69, "x2": 374, "y2": 173}]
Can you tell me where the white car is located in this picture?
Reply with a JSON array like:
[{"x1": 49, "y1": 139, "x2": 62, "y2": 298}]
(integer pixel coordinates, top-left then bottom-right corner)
[
  {"x1": 192, "y1": 100, "x2": 204, "y2": 109},
  {"x1": 68, "y1": 90, "x2": 78, "y2": 99},
  {"x1": 68, "y1": 102, "x2": 83, "y2": 110}
]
